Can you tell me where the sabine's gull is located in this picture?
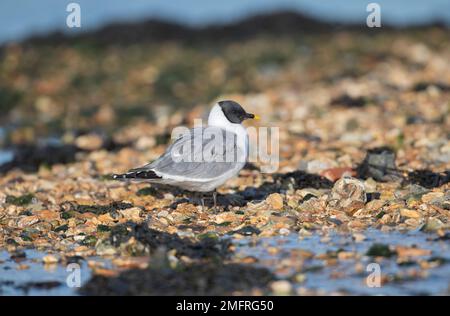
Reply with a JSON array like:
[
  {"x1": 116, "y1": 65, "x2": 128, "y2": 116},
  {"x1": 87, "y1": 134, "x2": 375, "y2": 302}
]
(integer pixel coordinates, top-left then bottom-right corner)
[{"x1": 113, "y1": 100, "x2": 259, "y2": 207}]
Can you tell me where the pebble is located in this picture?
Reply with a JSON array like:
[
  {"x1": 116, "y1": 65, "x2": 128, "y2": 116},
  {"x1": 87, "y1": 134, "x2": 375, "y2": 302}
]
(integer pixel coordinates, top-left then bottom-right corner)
[
  {"x1": 17, "y1": 216, "x2": 39, "y2": 228},
  {"x1": 422, "y1": 217, "x2": 445, "y2": 232},
  {"x1": 396, "y1": 246, "x2": 431, "y2": 258},
  {"x1": 329, "y1": 177, "x2": 367, "y2": 214},
  {"x1": 400, "y1": 209, "x2": 421, "y2": 219},
  {"x1": 302, "y1": 159, "x2": 332, "y2": 174},
  {"x1": 320, "y1": 167, "x2": 356, "y2": 182},
  {"x1": 421, "y1": 192, "x2": 444, "y2": 203},
  {"x1": 157, "y1": 210, "x2": 169, "y2": 217},
  {"x1": 279, "y1": 228, "x2": 290, "y2": 235},
  {"x1": 270, "y1": 280, "x2": 292, "y2": 295},
  {"x1": 16, "y1": 264, "x2": 30, "y2": 270},
  {"x1": 363, "y1": 178, "x2": 378, "y2": 192},
  {"x1": 73, "y1": 235, "x2": 86, "y2": 241},
  {"x1": 34, "y1": 210, "x2": 60, "y2": 221},
  {"x1": 365, "y1": 199, "x2": 386, "y2": 211},
  {"x1": 112, "y1": 257, "x2": 149, "y2": 269},
  {"x1": 119, "y1": 207, "x2": 142, "y2": 222},
  {"x1": 266, "y1": 193, "x2": 284, "y2": 210},
  {"x1": 337, "y1": 251, "x2": 355, "y2": 260},
  {"x1": 75, "y1": 133, "x2": 103, "y2": 151},
  {"x1": 294, "y1": 274, "x2": 306, "y2": 283},
  {"x1": 42, "y1": 254, "x2": 59, "y2": 264},
  {"x1": 352, "y1": 233, "x2": 366, "y2": 243},
  {"x1": 135, "y1": 136, "x2": 156, "y2": 150},
  {"x1": 357, "y1": 147, "x2": 399, "y2": 181},
  {"x1": 405, "y1": 218, "x2": 420, "y2": 227}
]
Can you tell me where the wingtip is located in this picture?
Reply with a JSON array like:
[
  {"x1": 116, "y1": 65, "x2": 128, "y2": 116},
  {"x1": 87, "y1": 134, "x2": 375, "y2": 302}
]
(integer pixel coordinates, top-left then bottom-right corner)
[{"x1": 111, "y1": 170, "x2": 161, "y2": 180}]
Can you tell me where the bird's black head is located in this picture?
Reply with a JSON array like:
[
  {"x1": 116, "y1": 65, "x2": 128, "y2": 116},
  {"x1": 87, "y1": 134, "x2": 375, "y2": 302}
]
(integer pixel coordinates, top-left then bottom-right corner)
[{"x1": 218, "y1": 100, "x2": 257, "y2": 124}]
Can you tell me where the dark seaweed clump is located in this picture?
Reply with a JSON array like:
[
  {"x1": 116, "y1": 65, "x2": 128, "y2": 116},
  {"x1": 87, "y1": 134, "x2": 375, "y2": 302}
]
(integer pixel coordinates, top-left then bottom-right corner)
[
  {"x1": 80, "y1": 262, "x2": 274, "y2": 296},
  {"x1": 406, "y1": 170, "x2": 450, "y2": 189},
  {"x1": 0, "y1": 144, "x2": 78, "y2": 173},
  {"x1": 108, "y1": 223, "x2": 232, "y2": 260}
]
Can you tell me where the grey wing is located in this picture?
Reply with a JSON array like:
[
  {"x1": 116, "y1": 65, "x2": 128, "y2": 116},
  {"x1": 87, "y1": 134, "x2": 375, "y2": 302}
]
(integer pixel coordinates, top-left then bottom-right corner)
[{"x1": 136, "y1": 127, "x2": 244, "y2": 180}]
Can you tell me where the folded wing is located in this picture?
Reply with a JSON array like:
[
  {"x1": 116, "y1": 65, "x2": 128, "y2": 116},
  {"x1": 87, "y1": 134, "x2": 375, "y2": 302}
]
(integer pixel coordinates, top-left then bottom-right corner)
[{"x1": 129, "y1": 127, "x2": 244, "y2": 181}]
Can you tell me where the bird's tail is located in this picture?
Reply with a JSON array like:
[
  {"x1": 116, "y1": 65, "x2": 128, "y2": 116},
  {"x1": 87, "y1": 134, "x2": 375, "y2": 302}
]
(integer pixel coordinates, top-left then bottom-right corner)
[{"x1": 112, "y1": 168, "x2": 162, "y2": 180}]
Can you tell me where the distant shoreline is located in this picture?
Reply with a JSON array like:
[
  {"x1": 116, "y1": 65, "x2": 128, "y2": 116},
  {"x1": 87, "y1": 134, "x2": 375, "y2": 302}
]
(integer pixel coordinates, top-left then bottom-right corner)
[{"x1": 5, "y1": 11, "x2": 449, "y2": 48}]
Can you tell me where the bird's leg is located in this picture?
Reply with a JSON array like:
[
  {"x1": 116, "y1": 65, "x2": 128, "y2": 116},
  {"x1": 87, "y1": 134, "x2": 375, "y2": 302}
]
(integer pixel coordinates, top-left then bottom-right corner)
[
  {"x1": 212, "y1": 190, "x2": 218, "y2": 210},
  {"x1": 200, "y1": 192, "x2": 205, "y2": 210},
  {"x1": 191, "y1": 192, "x2": 203, "y2": 209}
]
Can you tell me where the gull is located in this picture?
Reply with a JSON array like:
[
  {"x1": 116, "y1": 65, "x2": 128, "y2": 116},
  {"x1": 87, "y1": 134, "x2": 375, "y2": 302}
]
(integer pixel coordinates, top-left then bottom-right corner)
[{"x1": 112, "y1": 100, "x2": 259, "y2": 208}]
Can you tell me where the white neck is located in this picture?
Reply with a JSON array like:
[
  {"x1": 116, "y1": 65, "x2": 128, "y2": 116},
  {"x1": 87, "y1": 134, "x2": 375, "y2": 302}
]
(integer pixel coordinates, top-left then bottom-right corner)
[
  {"x1": 207, "y1": 103, "x2": 248, "y2": 154},
  {"x1": 208, "y1": 104, "x2": 239, "y2": 133}
]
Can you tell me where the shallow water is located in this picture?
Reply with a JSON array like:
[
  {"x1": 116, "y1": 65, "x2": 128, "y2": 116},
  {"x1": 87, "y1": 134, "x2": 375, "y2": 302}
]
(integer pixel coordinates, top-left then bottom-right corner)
[
  {"x1": 234, "y1": 229, "x2": 450, "y2": 295},
  {"x1": 0, "y1": 150, "x2": 14, "y2": 166},
  {"x1": 0, "y1": 250, "x2": 108, "y2": 296},
  {"x1": 1, "y1": 230, "x2": 449, "y2": 295}
]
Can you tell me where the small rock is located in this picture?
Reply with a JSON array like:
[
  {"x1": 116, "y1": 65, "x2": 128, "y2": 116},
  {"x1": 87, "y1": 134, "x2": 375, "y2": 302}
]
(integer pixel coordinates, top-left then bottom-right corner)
[
  {"x1": 92, "y1": 268, "x2": 119, "y2": 277},
  {"x1": 270, "y1": 280, "x2": 292, "y2": 295},
  {"x1": 396, "y1": 246, "x2": 431, "y2": 258},
  {"x1": 353, "y1": 233, "x2": 366, "y2": 242},
  {"x1": 395, "y1": 184, "x2": 429, "y2": 200},
  {"x1": 34, "y1": 210, "x2": 59, "y2": 221},
  {"x1": 17, "y1": 215, "x2": 39, "y2": 228},
  {"x1": 157, "y1": 210, "x2": 169, "y2": 217},
  {"x1": 294, "y1": 274, "x2": 306, "y2": 283},
  {"x1": 320, "y1": 167, "x2": 356, "y2": 182},
  {"x1": 422, "y1": 217, "x2": 445, "y2": 232},
  {"x1": 119, "y1": 207, "x2": 142, "y2": 222},
  {"x1": 266, "y1": 193, "x2": 284, "y2": 210},
  {"x1": 233, "y1": 226, "x2": 261, "y2": 236},
  {"x1": 337, "y1": 251, "x2": 355, "y2": 260},
  {"x1": 379, "y1": 214, "x2": 392, "y2": 225},
  {"x1": 214, "y1": 211, "x2": 236, "y2": 224},
  {"x1": 75, "y1": 133, "x2": 103, "y2": 151},
  {"x1": 279, "y1": 228, "x2": 290, "y2": 235},
  {"x1": 400, "y1": 209, "x2": 421, "y2": 218},
  {"x1": 294, "y1": 249, "x2": 314, "y2": 259},
  {"x1": 112, "y1": 257, "x2": 149, "y2": 269},
  {"x1": 421, "y1": 192, "x2": 444, "y2": 203},
  {"x1": 357, "y1": 147, "x2": 400, "y2": 181},
  {"x1": 135, "y1": 136, "x2": 156, "y2": 150},
  {"x1": 73, "y1": 235, "x2": 86, "y2": 241},
  {"x1": 301, "y1": 159, "x2": 332, "y2": 174},
  {"x1": 42, "y1": 254, "x2": 59, "y2": 264},
  {"x1": 299, "y1": 228, "x2": 312, "y2": 236},
  {"x1": 363, "y1": 178, "x2": 378, "y2": 192},
  {"x1": 96, "y1": 242, "x2": 117, "y2": 256},
  {"x1": 16, "y1": 264, "x2": 30, "y2": 270},
  {"x1": 329, "y1": 177, "x2": 367, "y2": 214},
  {"x1": 299, "y1": 197, "x2": 325, "y2": 213},
  {"x1": 365, "y1": 199, "x2": 386, "y2": 212},
  {"x1": 404, "y1": 218, "x2": 420, "y2": 227}
]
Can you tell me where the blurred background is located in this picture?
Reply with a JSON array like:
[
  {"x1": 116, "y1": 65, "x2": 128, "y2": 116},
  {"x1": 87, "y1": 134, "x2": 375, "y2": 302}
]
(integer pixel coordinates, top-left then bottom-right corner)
[
  {"x1": 0, "y1": 0, "x2": 449, "y2": 171},
  {"x1": 1, "y1": 0, "x2": 450, "y2": 43}
]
